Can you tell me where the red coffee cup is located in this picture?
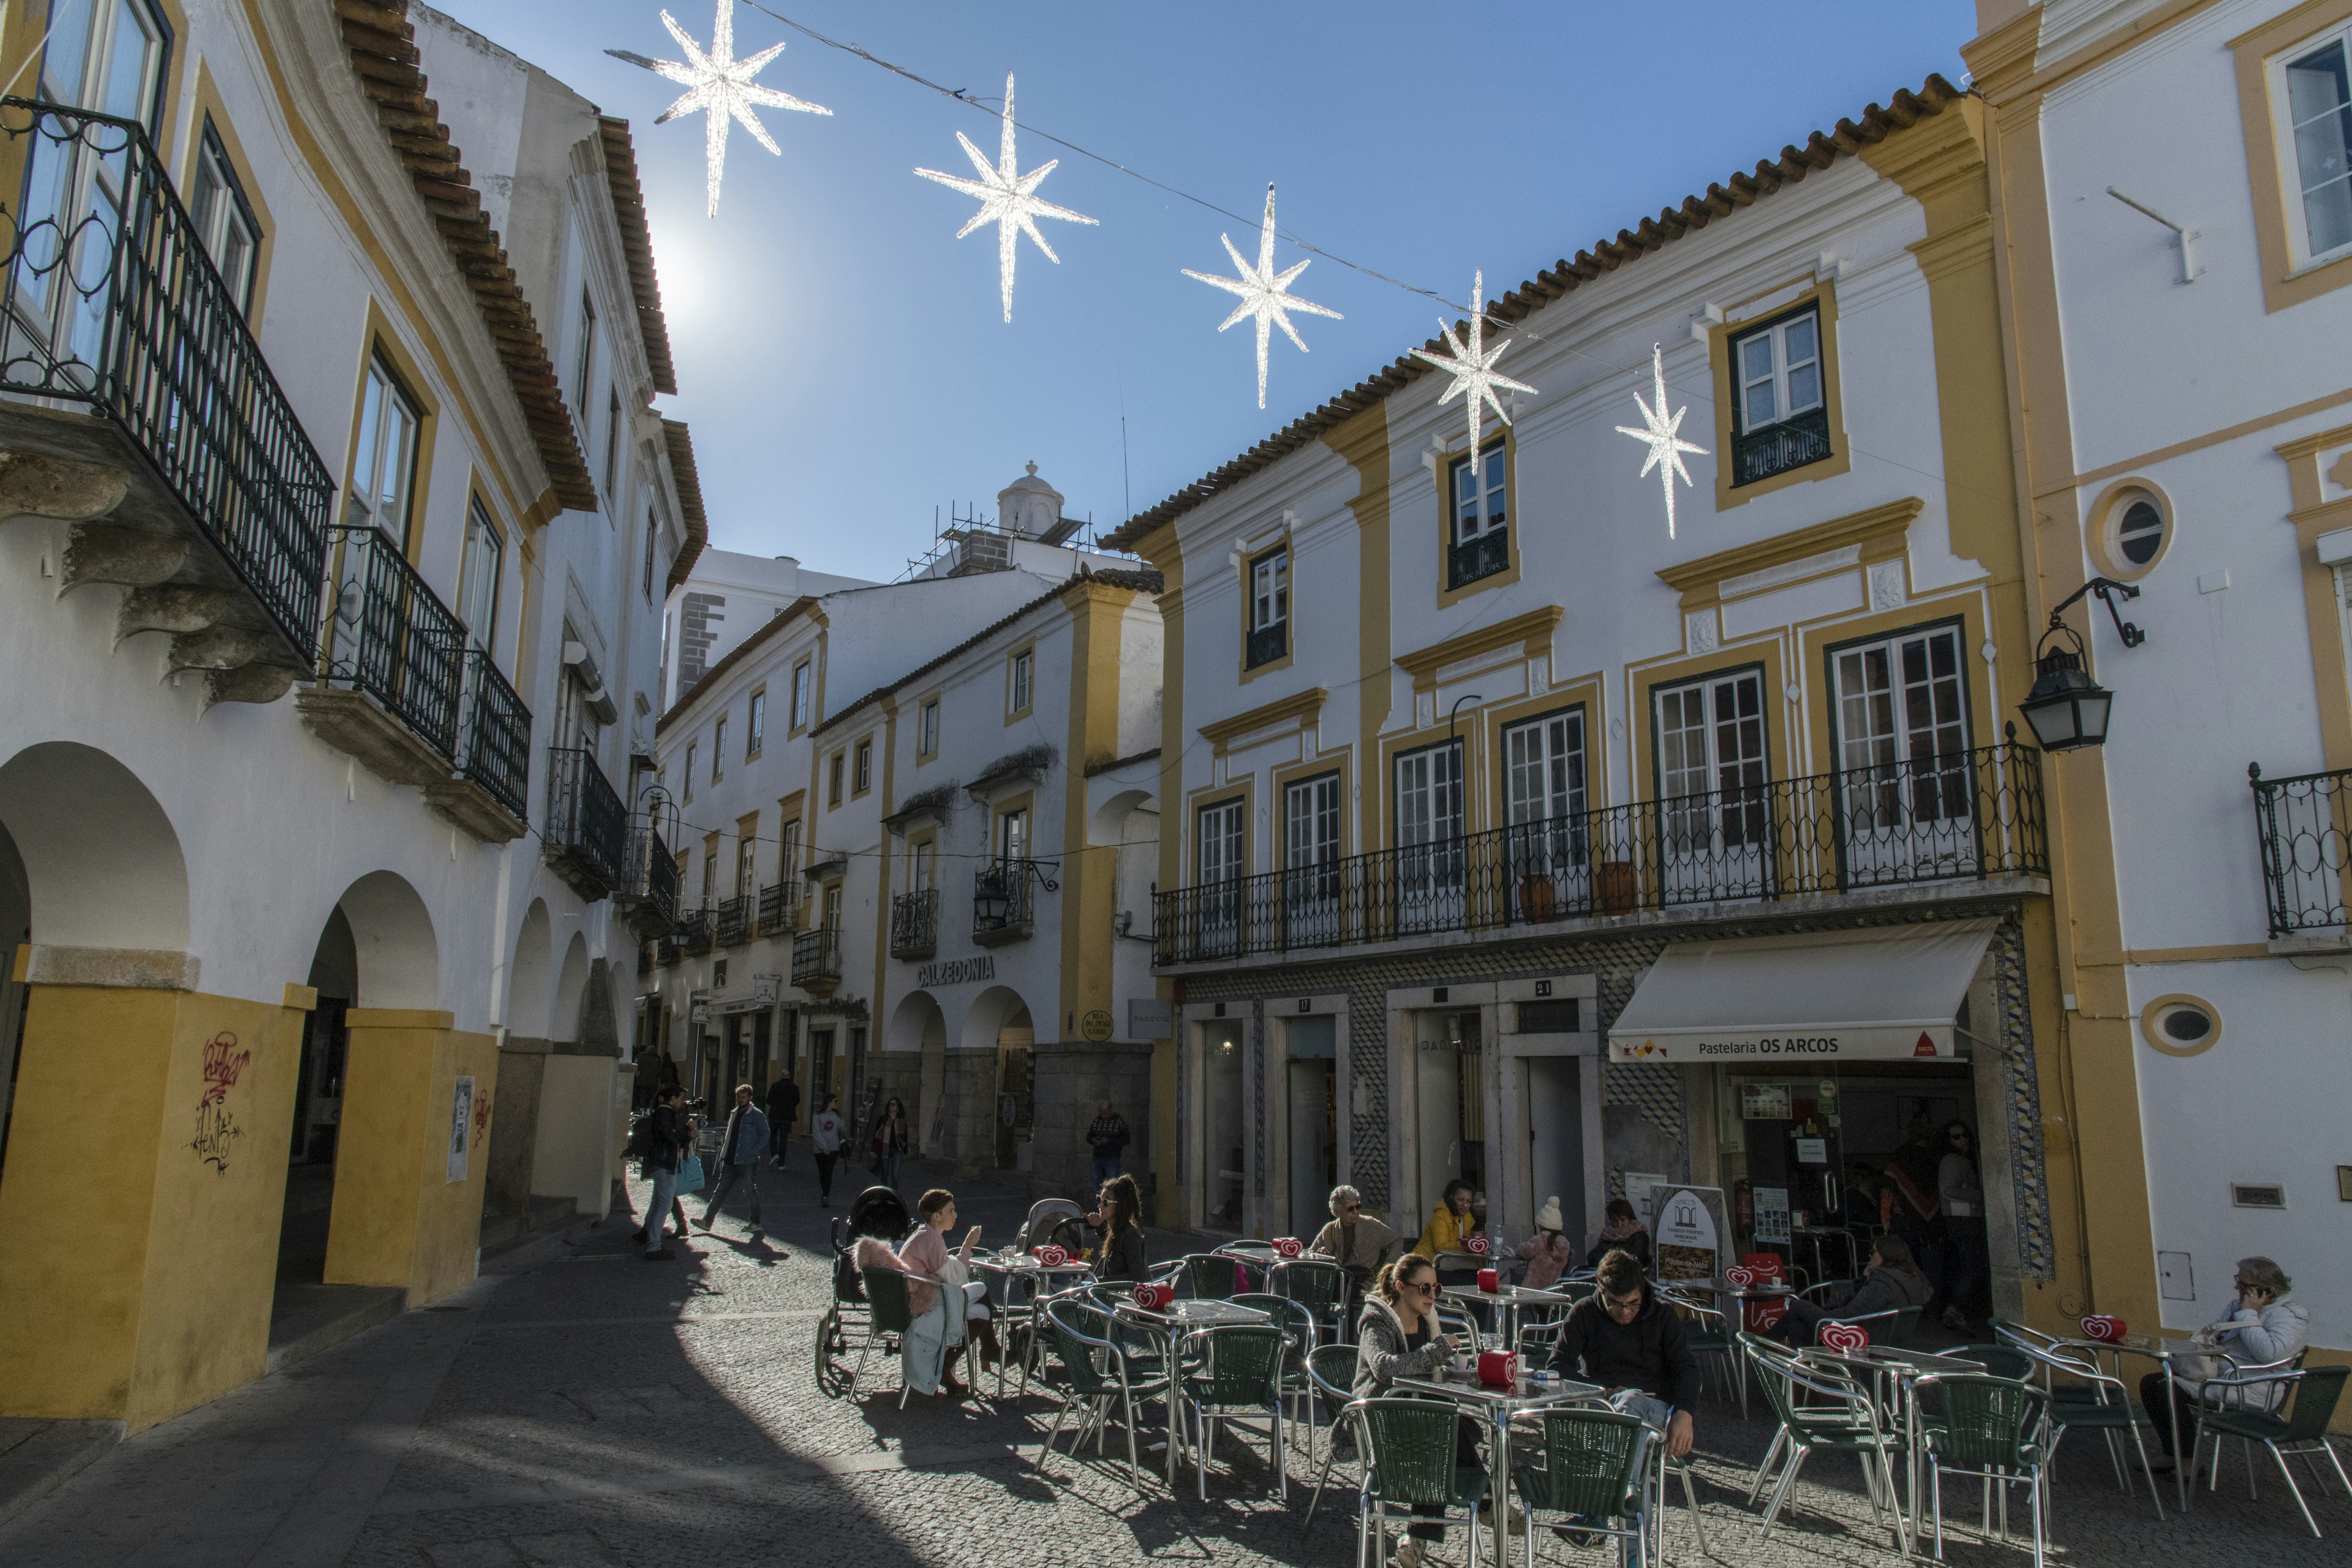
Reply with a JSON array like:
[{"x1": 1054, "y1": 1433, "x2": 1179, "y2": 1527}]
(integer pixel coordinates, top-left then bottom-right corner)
[
  {"x1": 2079, "y1": 1314, "x2": 2127, "y2": 1344},
  {"x1": 1477, "y1": 1350, "x2": 1520, "y2": 1387},
  {"x1": 1131, "y1": 1281, "x2": 1174, "y2": 1309},
  {"x1": 1477, "y1": 1268, "x2": 1500, "y2": 1293},
  {"x1": 1273, "y1": 1237, "x2": 1303, "y2": 1259}
]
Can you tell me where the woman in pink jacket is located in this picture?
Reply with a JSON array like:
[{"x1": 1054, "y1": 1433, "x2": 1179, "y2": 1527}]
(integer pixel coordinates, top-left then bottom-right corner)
[{"x1": 1514, "y1": 1196, "x2": 1575, "y2": 1291}]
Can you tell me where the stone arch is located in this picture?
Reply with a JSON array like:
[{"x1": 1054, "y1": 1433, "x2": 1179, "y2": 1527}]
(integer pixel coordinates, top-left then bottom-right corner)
[
  {"x1": 552, "y1": 932, "x2": 589, "y2": 1046},
  {"x1": 1092, "y1": 788, "x2": 1161, "y2": 934},
  {"x1": 333, "y1": 870, "x2": 438, "y2": 1010},
  {"x1": 958, "y1": 984, "x2": 1035, "y2": 1052},
  {"x1": 507, "y1": 900, "x2": 552, "y2": 1040},
  {"x1": 0, "y1": 741, "x2": 187, "y2": 951},
  {"x1": 888, "y1": 989, "x2": 946, "y2": 1055}
]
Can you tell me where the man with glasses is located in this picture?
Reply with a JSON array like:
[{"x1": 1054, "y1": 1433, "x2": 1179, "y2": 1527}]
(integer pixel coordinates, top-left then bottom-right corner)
[
  {"x1": 1308, "y1": 1183, "x2": 1400, "y2": 1301},
  {"x1": 1547, "y1": 1248, "x2": 1699, "y2": 1460}
]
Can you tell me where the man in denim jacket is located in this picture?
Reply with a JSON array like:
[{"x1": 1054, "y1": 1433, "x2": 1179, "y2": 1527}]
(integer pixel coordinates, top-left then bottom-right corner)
[{"x1": 698, "y1": 1084, "x2": 773, "y2": 1236}]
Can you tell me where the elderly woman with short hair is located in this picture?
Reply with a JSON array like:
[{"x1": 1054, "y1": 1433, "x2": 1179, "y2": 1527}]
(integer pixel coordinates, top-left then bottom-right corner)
[
  {"x1": 2141, "y1": 1255, "x2": 2313, "y2": 1472},
  {"x1": 1308, "y1": 1183, "x2": 1399, "y2": 1300}
]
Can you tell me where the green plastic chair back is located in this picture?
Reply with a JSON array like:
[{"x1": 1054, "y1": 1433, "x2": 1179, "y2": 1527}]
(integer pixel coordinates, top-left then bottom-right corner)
[
  {"x1": 1517, "y1": 1408, "x2": 1647, "y2": 1517},
  {"x1": 1886, "y1": 1304, "x2": 1923, "y2": 1348},
  {"x1": 2279, "y1": 1365, "x2": 2350, "y2": 1441},
  {"x1": 1041, "y1": 1301, "x2": 1126, "y2": 1399},
  {"x1": 1180, "y1": 1253, "x2": 1244, "y2": 1300},
  {"x1": 1950, "y1": 1344, "x2": 2035, "y2": 1382},
  {"x1": 1360, "y1": 1398, "x2": 1485, "y2": 1509},
  {"x1": 1924, "y1": 1375, "x2": 2046, "y2": 1470},
  {"x1": 1183, "y1": 1324, "x2": 1285, "y2": 1409},
  {"x1": 1272, "y1": 1258, "x2": 1348, "y2": 1313},
  {"x1": 1308, "y1": 1341, "x2": 1359, "y2": 1420},
  {"x1": 861, "y1": 1267, "x2": 916, "y2": 1336}
]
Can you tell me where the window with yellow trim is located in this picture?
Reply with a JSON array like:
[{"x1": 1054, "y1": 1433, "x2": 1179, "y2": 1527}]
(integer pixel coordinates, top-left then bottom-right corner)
[
  {"x1": 827, "y1": 750, "x2": 845, "y2": 807},
  {"x1": 1447, "y1": 440, "x2": 1509, "y2": 589},
  {"x1": 1728, "y1": 305, "x2": 1830, "y2": 486},
  {"x1": 853, "y1": 738, "x2": 873, "y2": 796},
  {"x1": 917, "y1": 697, "x2": 941, "y2": 758},
  {"x1": 2278, "y1": 29, "x2": 2352, "y2": 268}
]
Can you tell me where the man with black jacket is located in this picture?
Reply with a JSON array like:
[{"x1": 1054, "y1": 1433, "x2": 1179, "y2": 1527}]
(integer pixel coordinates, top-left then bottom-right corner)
[
  {"x1": 766, "y1": 1072, "x2": 801, "y2": 1166},
  {"x1": 640, "y1": 1086, "x2": 688, "y2": 1261},
  {"x1": 1547, "y1": 1248, "x2": 1698, "y2": 1458}
]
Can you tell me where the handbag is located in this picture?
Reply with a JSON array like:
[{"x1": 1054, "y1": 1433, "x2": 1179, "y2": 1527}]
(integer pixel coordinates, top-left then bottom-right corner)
[{"x1": 678, "y1": 1153, "x2": 706, "y2": 1191}]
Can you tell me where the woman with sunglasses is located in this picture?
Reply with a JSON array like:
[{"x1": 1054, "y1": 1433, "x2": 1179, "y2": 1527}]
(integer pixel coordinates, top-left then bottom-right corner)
[
  {"x1": 1355, "y1": 1253, "x2": 1487, "y2": 1568},
  {"x1": 1308, "y1": 1183, "x2": 1399, "y2": 1301}
]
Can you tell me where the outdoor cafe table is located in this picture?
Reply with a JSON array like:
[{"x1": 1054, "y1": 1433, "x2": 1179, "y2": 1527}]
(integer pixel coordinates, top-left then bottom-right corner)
[
  {"x1": 1798, "y1": 1342, "x2": 1983, "y2": 1556},
  {"x1": 972, "y1": 1253, "x2": 1096, "y2": 1398},
  {"x1": 1112, "y1": 1297, "x2": 1276, "y2": 1485},
  {"x1": 1441, "y1": 1282, "x2": 1580, "y2": 1351},
  {"x1": 1390, "y1": 1367, "x2": 1606, "y2": 1568},
  {"x1": 2051, "y1": 1334, "x2": 2207, "y2": 1512}
]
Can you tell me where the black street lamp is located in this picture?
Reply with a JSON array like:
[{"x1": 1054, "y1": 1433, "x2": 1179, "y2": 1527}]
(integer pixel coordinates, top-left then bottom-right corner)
[{"x1": 2018, "y1": 576, "x2": 2145, "y2": 753}]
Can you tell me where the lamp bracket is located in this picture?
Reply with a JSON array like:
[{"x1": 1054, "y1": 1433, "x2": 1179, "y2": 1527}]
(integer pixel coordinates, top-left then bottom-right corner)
[
  {"x1": 986, "y1": 859, "x2": 1060, "y2": 894},
  {"x1": 2045, "y1": 576, "x2": 2145, "y2": 649}
]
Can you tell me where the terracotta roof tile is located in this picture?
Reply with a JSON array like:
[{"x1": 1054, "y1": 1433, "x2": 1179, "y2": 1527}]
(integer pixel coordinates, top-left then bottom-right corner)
[
  {"x1": 662, "y1": 418, "x2": 707, "y2": 592},
  {"x1": 597, "y1": 116, "x2": 677, "y2": 397}
]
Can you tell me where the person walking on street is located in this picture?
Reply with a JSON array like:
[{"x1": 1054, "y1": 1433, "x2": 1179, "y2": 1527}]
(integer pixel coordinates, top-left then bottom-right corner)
[
  {"x1": 637, "y1": 1085, "x2": 688, "y2": 1260},
  {"x1": 1085, "y1": 1099, "x2": 1130, "y2": 1188},
  {"x1": 873, "y1": 1096, "x2": 909, "y2": 1192},
  {"x1": 766, "y1": 1072, "x2": 801, "y2": 1166},
  {"x1": 810, "y1": 1095, "x2": 846, "y2": 1207},
  {"x1": 698, "y1": 1085, "x2": 772, "y2": 1235}
]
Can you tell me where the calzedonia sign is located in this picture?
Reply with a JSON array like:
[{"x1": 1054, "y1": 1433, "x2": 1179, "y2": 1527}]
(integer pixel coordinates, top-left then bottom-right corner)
[
  {"x1": 919, "y1": 956, "x2": 997, "y2": 987},
  {"x1": 1610, "y1": 1024, "x2": 1953, "y2": 1063}
]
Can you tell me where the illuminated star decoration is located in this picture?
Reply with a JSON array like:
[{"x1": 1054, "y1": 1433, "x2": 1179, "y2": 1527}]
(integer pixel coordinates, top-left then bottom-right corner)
[
  {"x1": 1409, "y1": 271, "x2": 1537, "y2": 484},
  {"x1": 914, "y1": 74, "x2": 1098, "y2": 323},
  {"x1": 1614, "y1": 342, "x2": 1708, "y2": 538},
  {"x1": 1183, "y1": 184, "x2": 1342, "y2": 409},
  {"x1": 606, "y1": 0, "x2": 830, "y2": 218}
]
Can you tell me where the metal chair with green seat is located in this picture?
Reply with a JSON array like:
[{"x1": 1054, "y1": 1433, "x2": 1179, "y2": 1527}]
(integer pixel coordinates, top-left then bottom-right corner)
[
  {"x1": 1034, "y1": 1298, "x2": 1170, "y2": 1484},
  {"x1": 1661, "y1": 1287, "x2": 1746, "y2": 1421},
  {"x1": 1270, "y1": 1257, "x2": 1352, "y2": 1344},
  {"x1": 853, "y1": 1265, "x2": 942, "y2": 1409},
  {"x1": 1233, "y1": 1292, "x2": 1319, "y2": 1442},
  {"x1": 1817, "y1": 1302, "x2": 1924, "y2": 1350},
  {"x1": 1741, "y1": 1329, "x2": 1907, "y2": 1547},
  {"x1": 1303, "y1": 1344, "x2": 1367, "y2": 1528},
  {"x1": 1950, "y1": 1344, "x2": 2037, "y2": 1382},
  {"x1": 1914, "y1": 1373, "x2": 2058, "y2": 1568},
  {"x1": 1176, "y1": 1322, "x2": 1290, "y2": 1501},
  {"x1": 1509, "y1": 1408, "x2": 1653, "y2": 1568},
  {"x1": 2192, "y1": 1363, "x2": 2351, "y2": 1537},
  {"x1": 1999, "y1": 1336, "x2": 2163, "y2": 1513},
  {"x1": 1178, "y1": 1252, "x2": 1247, "y2": 1300},
  {"x1": 1355, "y1": 1397, "x2": 1488, "y2": 1568}
]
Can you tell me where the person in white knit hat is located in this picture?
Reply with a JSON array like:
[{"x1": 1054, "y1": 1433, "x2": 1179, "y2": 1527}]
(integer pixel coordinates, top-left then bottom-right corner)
[{"x1": 1513, "y1": 1196, "x2": 1574, "y2": 1290}]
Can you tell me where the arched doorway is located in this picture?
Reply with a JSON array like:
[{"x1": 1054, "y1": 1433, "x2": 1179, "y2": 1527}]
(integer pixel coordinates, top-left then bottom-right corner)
[
  {"x1": 484, "y1": 900, "x2": 552, "y2": 1230},
  {"x1": 960, "y1": 985, "x2": 1034, "y2": 1172},
  {"x1": 889, "y1": 989, "x2": 945, "y2": 1158}
]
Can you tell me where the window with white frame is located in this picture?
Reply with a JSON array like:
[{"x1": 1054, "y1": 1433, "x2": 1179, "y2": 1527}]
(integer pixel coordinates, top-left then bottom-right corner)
[
  {"x1": 604, "y1": 387, "x2": 622, "y2": 499},
  {"x1": 777, "y1": 817, "x2": 802, "y2": 888},
  {"x1": 1248, "y1": 545, "x2": 1289, "y2": 667},
  {"x1": 642, "y1": 510, "x2": 659, "y2": 601},
  {"x1": 746, "y1": 690, "x2": 766, "y2": 758},
  {"x1": 348, "y1": 353, "x2": 423, "y2": 544},
  {"x1": 1194, "y1": 796, "x2": 1246, "y2": 956},
  {"x1": 684, "y1": 741, "x2": 697, "y2": 804},
  {"x1": 2281, "y1": 31, "x2": 2352, "y2": 263},
  {"x1": 918, "y1": 698, "x2": 940, "y2": 756},
  {"x1": 712, "y1": 718, "x2": 727, "y2": 782},
  {"x1": 997, "y1": 806, "x2": 1030, "y2": 862},
  {"x1": 457, "y1": 497, "x2": 502, "y2": 654},
  {"x1": 1829, "y1": 623, "x2": 1975, "y2": 876},
  {"x1": 854, "y1": 739, "x2": 872, "y2": 794},
  {"x1": 1009, "y1": 648, "x2": 1035, "y2": 714},
  {"x1": 575, "y1": 288, "x2": 596, "y2": 405},
  {"x1": 737, "y1": 834, "x2": 758, "y2": 899},
  {"x1": 1282, "y1": 772, "x2": 1341, "y2": 942},
  {"x1": 1394, "y1": 742, "x2": 1464, "y2": 930},
  {"x1": 1197, "y1": 798, "x2": 1244, "y2": 884},
  {"x1": 827, "y1": 751, "x2": 844, "y2": 807},
  {"x1": 700, "y1": 847, "x2": 717, "y2": 910},
  {"x1": 1729, "y1": 305, "x2": 1831, "y2": 486},
  {"x1": 1446, "y1": 440, "x2": 1508, "y2": 589},
  {"x1": 189, "y1": 119, "x2": 260, "y2": 314},
  {"x1": 1503, "y1": 707, "x2": 1588, "y2": 917},
  {"x1": 790, "y1": 660, "x2": 812, "y2": 729},
  {"x1": 1653, "y1": 669, "x2": 1769, "y2": 895}
]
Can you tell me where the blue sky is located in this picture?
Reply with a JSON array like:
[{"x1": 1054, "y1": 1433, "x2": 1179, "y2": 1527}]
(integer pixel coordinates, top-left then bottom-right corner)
[{"x1": 440, "y1": 1, "x2": 1978, "y2": 581}]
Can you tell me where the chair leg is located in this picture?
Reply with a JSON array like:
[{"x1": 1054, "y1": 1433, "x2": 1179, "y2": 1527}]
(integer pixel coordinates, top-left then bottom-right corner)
[
  {"x1": 2269, "y1": 1442, "x2": 2323, "y2": 1539},
  {"x1": 2321, "y1": 1437, "x2": 2352, "y2": 1499},
  {"x1": 1745, "y1": 1428, "x2": 1789, "y2": 1506},
  {"x1": 1036, "y1": 1395, "x2": 1072, "y2": 1474},
  {"x1": 1758, "y1": 1445, "x2": 1808, "y2": 1537},
  {"x1": 1675, "y1": 1461, "x2": 1707, "y2": 1558}
]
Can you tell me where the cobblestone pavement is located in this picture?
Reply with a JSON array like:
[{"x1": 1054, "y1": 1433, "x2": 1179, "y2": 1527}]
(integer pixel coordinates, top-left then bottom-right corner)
[{"x1": 6, "y1": 1159, "x2": 2346, "y2": 1567}]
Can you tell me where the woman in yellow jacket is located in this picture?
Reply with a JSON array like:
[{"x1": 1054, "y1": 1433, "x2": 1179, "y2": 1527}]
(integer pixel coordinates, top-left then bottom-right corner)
[{"x1": 1414, "y1": 1177, "x2": 1479, "y2": 1278}]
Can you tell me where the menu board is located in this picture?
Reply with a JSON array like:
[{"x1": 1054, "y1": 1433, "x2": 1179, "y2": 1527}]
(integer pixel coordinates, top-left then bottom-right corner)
[
  {"x1": 1752, "y1": 1185, "x2": 1792, "y2": 1245},
  {"x1": 1648, "y1": 1185, "x2": 1729, "y2": 1282}
]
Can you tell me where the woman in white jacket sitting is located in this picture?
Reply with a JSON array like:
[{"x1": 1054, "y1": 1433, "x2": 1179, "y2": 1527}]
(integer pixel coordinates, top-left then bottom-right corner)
[{"x1": 2140, "y1": 1255, "x2": 2312, "y2": 1472}]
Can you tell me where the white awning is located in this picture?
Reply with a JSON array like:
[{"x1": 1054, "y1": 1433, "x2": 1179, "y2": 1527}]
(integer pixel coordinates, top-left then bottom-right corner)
[{"x1": 1607, "y1": 919, "x2": 1997, "y2": 1064}]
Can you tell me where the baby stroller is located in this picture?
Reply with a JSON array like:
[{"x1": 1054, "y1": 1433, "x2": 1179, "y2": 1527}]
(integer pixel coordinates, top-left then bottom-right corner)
[
  {"x1": 1017, "y1": 1197, "x2": 1089, "y2": 1257},
  {"x1": 813, "y1": 1185, "x2": 914, "y2": 1398}
]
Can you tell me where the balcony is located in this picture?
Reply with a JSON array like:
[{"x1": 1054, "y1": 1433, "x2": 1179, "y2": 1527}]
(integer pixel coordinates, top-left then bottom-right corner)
[
  {"x1": 1246, "y1": 620, "x2": 1287, "y2": 670},
  {"x1": 614, "y1": 826, "x2": 678, "y2": 941},
  {"x1": 756, "y1": 880, "x2": 801, "y2": 937},
  {"x1": 715, "y1": 894, "x2": 751, "y2": 948},
  {"x1": 792, "y1": 923, "x2": 842, "y2": 993},
  {"x1": 653, "y1": 932, "x2": 680, "y2": 967},
  {"x1": 1156, "y1": 742, "x2": 2046, "y2": 966},
  {"x1": 891, "y1": 888, "x2": 939, "y2": 959},
  {"x1": 2252, "y1": 763, "x2": 2352, "y2": 941},
  {"x1": 543, "y1": 746, "x2": 626, "y2": 900},
  {"x1": 1447, "y1": 528, "x2": 1509, "y2": 590},
  {"x1": 973, "y1": 859, "x2": 1043, "y2": 946},
  {"x1": 0, "y1": 99, "x2": 334, "y2": 706},
  {"x1": 1730, "y1": 407, "x2": 1833, "y2": 487},
  {"x1": 677, "y1": 907, "x2": 713, "y2": 957},
  {"x1": 424, "y1": 648, "x2": 529, "y2": 841}
]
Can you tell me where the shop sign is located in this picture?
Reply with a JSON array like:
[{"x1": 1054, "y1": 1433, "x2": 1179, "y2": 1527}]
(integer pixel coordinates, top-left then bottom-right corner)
[
  {"x1": 1079, "y1": 1009, "x2": 1114, "y2": 1042},
  {"x1": 1739, "y1": 1084, "x2": 1791, "y2": 1120},
  {"x1": 919, "y1": 956, "x2": 997, "y2": 987},
  {"x1": 1649, "y1": 1185, "x2": 1729, "y2": 1283},
  {"x1": 1817, "y1": 1080, "x2": 1839, "y2": 1116},
  {"x1": 1752, "y1": 1185, "x2": 1792, "y2": 1245},
  {"x1": 1610, "y1": 1023, "x2": 1952, "y2": 1062}
]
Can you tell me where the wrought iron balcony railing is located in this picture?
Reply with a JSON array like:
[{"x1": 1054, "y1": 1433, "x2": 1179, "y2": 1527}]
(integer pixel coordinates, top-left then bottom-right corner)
[
  {"x1": 0, "y1": 99, "x2": 335, "y2": 652},
  {"x1": 1155, "y1": 742, "x2": 2046, "y2": 965},
  {"x1": 543, "y1": 746, "x2": 626, "y2": 896},
  {"x1": 973, "y1": 858, "x2": 1042, "y2": 945},
  {"x1": 456, "y1": 648, "x2": 530, "y2": 821},
  {"x1": 317, "y1": 526, "x2": 466, "y2": 758},
  {"x1": 715, "y1": 894, "x2": 751, "y2": 947},
  {"x1": 2252, "y1": 763, "x2": 2352, "y2": 937},
  {"x1": 677, "y1": 907, "x2": 712, "y2": 956},
  {"x1": 617, "y1": 825, "x2": 678, "y2": 921},
  {"x1": 756, "y1": 880, "x2": 801, "y2": 936},
  {"x1": 1730, "y1": 406, "x2": 1833, "y2": 487},
  {"x1": 891, "y1": 888, "x2": 938, "y2": 959},
  {"x1": 792, "y1": 922, "x2": 842, "y2": 987},
  {"x1": 654, "y1": 932, "x2": 682, "y2": 967}
]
